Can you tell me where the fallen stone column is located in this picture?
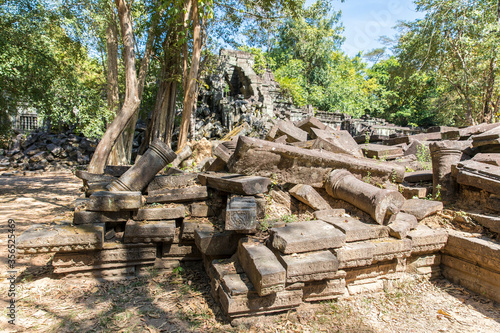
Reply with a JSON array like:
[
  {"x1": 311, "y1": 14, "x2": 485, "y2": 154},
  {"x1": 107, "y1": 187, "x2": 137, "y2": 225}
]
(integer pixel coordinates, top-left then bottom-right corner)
[
  {"x1": 325, "y1": 169, "x2": 404, "y2": 224},
  {"x1": 429, "y1": 141, "x2": 464, "y2": 203},
  {"x1": 228, "y1": 136, "x2": 405, "y2": 187},
  {"x1": 107, "y1": 140, "x2": 176, "y2": 192}
]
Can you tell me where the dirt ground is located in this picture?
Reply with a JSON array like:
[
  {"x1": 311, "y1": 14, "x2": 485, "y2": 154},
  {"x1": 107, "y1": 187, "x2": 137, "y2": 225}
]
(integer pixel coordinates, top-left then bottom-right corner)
[{"x1": 0, "y1": 171, "x2": 499, "y2": 332}]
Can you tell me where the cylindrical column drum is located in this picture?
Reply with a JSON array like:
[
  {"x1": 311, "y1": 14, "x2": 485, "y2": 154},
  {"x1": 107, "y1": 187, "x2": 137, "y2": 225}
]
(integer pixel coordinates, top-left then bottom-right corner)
[
  {"x1": 429, "y1": 141, "x2": 463, "y2": 203},
  {"x1": 107, "y1": 139, "x2": 176, "y2": 192},
  {"x1": 325, "y1": 169, "x2": 404, "y2": 224}
]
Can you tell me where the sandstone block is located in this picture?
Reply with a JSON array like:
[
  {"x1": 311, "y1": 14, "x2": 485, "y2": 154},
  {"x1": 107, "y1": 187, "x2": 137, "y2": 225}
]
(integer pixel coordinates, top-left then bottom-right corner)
[
  {"x1": 401, "y1": 199, "x2": 443, "y2": 220},
  {"x1": 238, "y1": 239, "x2": 286, "y2": 296},
  {"x1": 86, "y1": 191, "x2": 143, "y2": 211},
  {"x1": 201, "y1": 173, "x2": 271, "y2": 195},
  {"x1": 225, "y1": 195, "x2": 258, "y2": 232},
  {"x1": 336, "y1": 242, "x2": 375, "y2": 269},
  {"x1": 133, "y1": 206, "x2": 185, "y2": 221},
  {"x1": 321, "y1": 216, "x2": 388, "y2": 242},
  {"x1": 270, "y1": 220, "x2": 346, "y2": 254},
  {"x1": 190, "y1": 202, "x2": 215, "y2": 217},
  {"x1": 17, "y1": 223, "x2": 104, "y2": 254},
  {"x1": 302, "y1": 273, "x2": 347, "y2": 302},
  {"x1": 277, "y1": 250, "x2": 339, "y2": 283},
  {"x1": 313, "y1": 209, "x2": 346, "y2": 220},
  {"x1": 194, "y1": 225, "x2": 242, "y2": 256},
  {"x1": 73, "y1": 211, "x2": 130, "y2": 225},
  {"x1": 310, "y1": 128, "x2": 363, "y2": 158},
  {"x1": 123, "y1": 219, "x2": 175, "y2": 243},
  {"x1": 468, "y1": 213, "x2": 500, "y2": 234},
  {"x1": 407, "y1": 225, "x2": 448, "y2": 254},
  {"x1": 361, "y1": 143, "x2": 403, "y2": 160},
  {"x1": 289, "y1": 184, "x2": 331, "y2": 211},
  {"x1": 371, "y1": 238, "x2": 412, "y2": 262},
  {"x1": 146, "y1": 186, "x2": 209, "y2": 203},
  {"x1": 456, "y1": 160, "x2": 500, "y2": 196},
  {"x1": 146, "y1": 173, "x2": 198, "y2": 192},
  {"x1": 228, "y1": 136, "x2": 405, "y2": 187}
]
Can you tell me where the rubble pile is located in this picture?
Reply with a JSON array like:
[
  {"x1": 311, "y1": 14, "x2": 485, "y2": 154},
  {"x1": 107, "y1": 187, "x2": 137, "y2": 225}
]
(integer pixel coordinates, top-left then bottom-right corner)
[
  {"x1": 0, "y1": 129, "x2": 98, "y2": 172},
  {"x1": 15, "y1": 115, "x2": 500, "y2": 321}
]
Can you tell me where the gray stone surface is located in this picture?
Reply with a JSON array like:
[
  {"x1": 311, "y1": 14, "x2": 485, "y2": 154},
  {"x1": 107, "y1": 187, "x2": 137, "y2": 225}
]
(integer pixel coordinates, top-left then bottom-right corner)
[
  {"x1": 194, "y1": 225, "x2": 242, "y2": 256},
  {"x1": 190, "y1": 202, "x2": 215, "y2": 217},
  {"x1": 73, "y1": 210, "x2": 130, "y2": 225},
  {"x1": 123, "y1": 219, "x2": 176, "y2": 243},
  {"x1": 321, "y1": 216, "x2": 388, "y2": 242},
  {"x1": 326, "y1": 169, "x2": 404, "y2": 224},
  {"x1": 276, "y1": 250, "x2": 339, "y2": 283},
  {"x1": 289, "y1": 184, "x2": 332, "y2": 211},
  {"x1": 371, "y1": 238, "x2": 412, "y2": 262},
  {"x1": 133, "y1": 206, "x2": 185, "y2": 221},
  {"x1": 335, "y1": 241, "x2": 375, "y2": 269},
  {"x1": 238, "y1": 239, "x2": 286, "y2": 296},
  {"x1": 86, "y1": 191, "x2": 144, "y2": 211},
  {"x1": 471, "y1": 153, "x2": 500, "y2": 166},
  {"x1": 443, "y1": 230, "x2": 500, "y2": 273},
  {"x1": 361, "y1": 143, "x2": 404, "y2": 160},
  {"x1": 225, "y1": 195, "x2": 258, "y2": 232},
  {"x1": 302, "y1": 275, "x2": 346, "y2": 302},
  {"x1": 404, "y1": 170, "x2": 433, "y2": 183},
  {"x1": 456, "y1": 160, "x2": 500, "y2": 196},
  {"x1": 276, "y1": 119, "x2": 308, "y2": 143},
  {"x1": 310, "y1": 128, "x2": 363, "y2": 157},
  {"x1": 313, "y1": 209, "x2": 346, "y2": 220},
  {"x1": 468, "y1": 213, "x2": 500, "y2": 234},
  {"x1": 52, "y1": 243, "x2": 156, "y2": 274},
  {"x1": 17, "y1": 223, "x2": 104, "y2": 254},
  {"x1": 401, "y1": 199, "x2": 443, "y2": 220},
  {"x1": 228, "y1": 136, "x2": 405, "y2": 187},
  {"x1": 270, "y1": 220, "x2": 346, "y2": 254},
  {"x1": 201, "y1": 173, "x2": 271, "y2": 195},
  {"x1": 387, "y1": 212, "x2": 418, "y2": 239},
  {"x1": 408, "y1": 225, "x2": 448, "y2": 254},
  {"x1": 146, "y1": 173, "x2": 198, "y2": 192},
  {"x1": 147, "y1": 186, "x2": 209, "y2": 203}
]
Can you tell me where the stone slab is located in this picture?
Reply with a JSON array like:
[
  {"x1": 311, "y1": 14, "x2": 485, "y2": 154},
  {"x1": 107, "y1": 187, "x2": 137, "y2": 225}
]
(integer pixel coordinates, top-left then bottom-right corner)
[
  {"x1": 443, "y1": 230, "x2": 500, "y2": 273},
  {"x1": 228, "y1": 136, "x2": 405, "y2": 187},
  {"x1": 400, "y1": 199, "x2": 443, "y2": 220},
  {"x1": 387, "y1": 213, "x2": 418, "y2": 239},
  {"x1": 73, "y1": 211, "x2": 130, "y2": 225},
  {"x1": 302, "y1": 273, "x2": 347, "y2": 302},
  {"x1": 146, "y1": 173, "x2": 198, "y2": 192},
  {"x1": 403, "y1": 171, "x2": 433, "y2": 183},
  {"x1": 219, "y1": 284, "x2": 303, "y2": 319},
  {"x1": 238, "y1": 239, "x2": 286, "y2": 296},
  {"x1": 335, "y1": 242, "x2": 376, "y2": 269},
  {"x1": 289, "y1": 184, "x2": 331, "y2": 211},
  {"x1": 52, "y1": 243, "x2": 156, "y2": 274},
  {"x1": 295, "y1": 116, "x2": 328, "y2": 136},
  {"x1": 321, "y1": 216, "x2": 388, "y2": 242},
  {"x1": 370, "y1": 238, "x2": 412, "y2": 262},
  {"x1": 442, "y1": 263, "x2": 500, "y2": 304},
  {"x1": 194, "y1": 225, "x2": 242, "y2": 256},
  {"x1": 275, "y1": 120, "x2": 308, "y2": 143},
  {"x1": 361, "y1": 143, "x2": 404, "y2": 160},
  {"x1": 471, "y1": 153, "x2": 500, "y2": 167},
  {"x1": 146, "y1": 186, "x2": 209, "y2": 203},
  {"x1": 181, "y1": 220, "x2": 212, "y2": 241},
  {"x1": 75, "y1": 170, "x2": 117, "y2": 183},
  {"x1": 407, "y1": 225, "x2": 448, "y2": 254},
  {"x1": 123, "y1": 220, "x2": 176, "y2": 243},
  {"x1": 399, "y1": 185, "x2": 429, "y2": 199},
  {"x1": 456, "y1": 160, "x2": 500, "y2": 196},
  {"x1": 86, "y1": 191, "x2": 143, "y2": 211},
  {"x1": 17, "y1": 223, "x2": 104, "y2": 254},
  {"x1": 201, "y1": 173, "x2": 271, "y2": 195},
  {"x1": 277, "y1": 250, "x2": 339, "y2": 283},
  {"x1": 162, "y1": 242, "x2": 201, "y2": 260},
  {"x1": 270, "y1": 220, "x2": 346, "y2": 254},
  {"x1": 310, "y1": 128, "x2": 363, "y2": 158},
  {"x1": 313, "y1": 209, "x2": 346, "y2": 220},
  {"x1": 189, "y1": 202, "x2": 215, "y2": 217},
  {"x1": 133, "y1": 206, "x2": 185, "y2": 221},
  {"x1": 468, "y1": 213, "x2": 500, "y2": 234}
]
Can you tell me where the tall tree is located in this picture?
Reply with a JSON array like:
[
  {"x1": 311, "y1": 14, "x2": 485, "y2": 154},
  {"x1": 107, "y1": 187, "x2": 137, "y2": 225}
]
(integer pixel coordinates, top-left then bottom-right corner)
[{"x1": 395, "y1": 0, "x2": 500, "y2": 125}]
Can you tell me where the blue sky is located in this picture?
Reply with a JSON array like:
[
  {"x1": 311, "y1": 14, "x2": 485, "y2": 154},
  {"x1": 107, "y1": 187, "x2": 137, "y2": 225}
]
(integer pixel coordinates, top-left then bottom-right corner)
[{"x1": 306, "y1": 0, "x2": 424, "y2": 57}]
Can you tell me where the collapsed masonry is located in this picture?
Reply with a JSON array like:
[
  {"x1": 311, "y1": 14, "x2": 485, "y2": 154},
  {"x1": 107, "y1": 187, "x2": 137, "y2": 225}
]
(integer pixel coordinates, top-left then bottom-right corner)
[
  {"x1": 192, "y1": 49, "x2": 417, "y2": 141},
  {"x1": 17, "y1": 117, "x2": 500, "y2": 320}
]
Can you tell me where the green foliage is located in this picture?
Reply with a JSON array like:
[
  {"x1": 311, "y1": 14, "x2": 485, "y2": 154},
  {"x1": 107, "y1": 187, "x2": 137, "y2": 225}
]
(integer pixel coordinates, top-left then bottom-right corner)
[
  {"x1": 238, "y1": 46, "x2": 267, "y2": 75},
  {"x1": 392, "y1": 0, "x2": 500, "y2": 125},
  {"x1": 0, "y1": 1, "x2": 110, "y2": 137}
]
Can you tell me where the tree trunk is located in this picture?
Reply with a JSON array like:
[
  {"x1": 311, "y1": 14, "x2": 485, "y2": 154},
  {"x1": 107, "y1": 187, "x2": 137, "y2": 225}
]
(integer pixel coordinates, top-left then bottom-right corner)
[
  {"x1": 178, "y1": 0, "x2": 202, "y2": 149},
  {"x1": 88, "y1": 0, "x2": 140, "y2": 174},
  {"x1": 105, "y1": 16, "x2": 129, "y2": 166}
]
